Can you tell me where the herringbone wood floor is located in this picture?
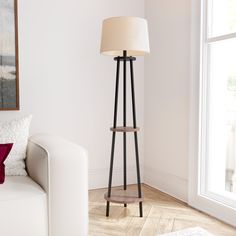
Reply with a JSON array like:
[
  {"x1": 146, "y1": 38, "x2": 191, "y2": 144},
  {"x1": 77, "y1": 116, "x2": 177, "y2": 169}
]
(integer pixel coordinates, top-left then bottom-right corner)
[{"x1": 89, "y1": 184, "x2": 236, "y2": 236}]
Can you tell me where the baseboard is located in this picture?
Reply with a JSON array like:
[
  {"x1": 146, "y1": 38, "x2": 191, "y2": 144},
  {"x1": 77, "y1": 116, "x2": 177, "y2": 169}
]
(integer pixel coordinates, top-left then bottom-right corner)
[
  {"x1": 89, "y1": 166, "x2": 144, "y2": 190},
  {"x1": 144, "y1": 166, "x2": 188, "y2": 202},
  {"x1": 89, "y1": 166, "x2": 188, "y2": 203}
]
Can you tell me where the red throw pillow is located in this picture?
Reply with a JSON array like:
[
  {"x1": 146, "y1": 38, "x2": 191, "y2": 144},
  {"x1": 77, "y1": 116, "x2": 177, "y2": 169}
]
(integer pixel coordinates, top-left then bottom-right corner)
[{"x1": 0, "y1": 143, "x2": 13, "y2": 184}]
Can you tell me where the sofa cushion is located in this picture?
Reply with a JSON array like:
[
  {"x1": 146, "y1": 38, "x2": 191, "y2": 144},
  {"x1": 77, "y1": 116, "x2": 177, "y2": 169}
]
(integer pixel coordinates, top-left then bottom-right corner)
[
  {"x1": 0, "y1": 176, "x2": 48, "y2": 236},
  {"x1": 0, "y1": 115, "x2": 32, "y2": 176},
  {"x1": 0, "y1": 143, "x2": 13, "y2": 184}
]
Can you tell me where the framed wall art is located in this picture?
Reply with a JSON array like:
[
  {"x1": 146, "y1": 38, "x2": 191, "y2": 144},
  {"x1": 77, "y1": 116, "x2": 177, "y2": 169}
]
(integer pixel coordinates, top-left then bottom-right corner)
[{"x1": 0, "y1": 0, "x2": 19, "y2": 110}]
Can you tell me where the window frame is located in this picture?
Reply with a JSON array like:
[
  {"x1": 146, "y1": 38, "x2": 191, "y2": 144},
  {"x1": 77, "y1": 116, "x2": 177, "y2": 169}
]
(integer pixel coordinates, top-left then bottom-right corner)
[
  {"x1": 188, "y1": 0, "x2": 236, "y2": 227},
  {"x1": 201, "y1": 0, "x2": 236, "y2": 207}
]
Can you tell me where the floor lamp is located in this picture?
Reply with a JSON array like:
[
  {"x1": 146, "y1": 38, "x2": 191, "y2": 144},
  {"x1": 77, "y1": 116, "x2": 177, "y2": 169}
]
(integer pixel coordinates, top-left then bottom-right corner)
[{"x1": 100, "y1": 16, "x2": 150, "y2": 217}]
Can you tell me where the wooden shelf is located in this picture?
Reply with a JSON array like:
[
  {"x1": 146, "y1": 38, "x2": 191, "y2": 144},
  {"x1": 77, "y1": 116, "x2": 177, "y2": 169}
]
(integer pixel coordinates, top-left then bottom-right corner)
[
  {"x1": 110, "y1": 126, "x2": 140, "y2": 132},
  {"x1": 104, "y1": 189, "x2": 143, "y2": 204}
]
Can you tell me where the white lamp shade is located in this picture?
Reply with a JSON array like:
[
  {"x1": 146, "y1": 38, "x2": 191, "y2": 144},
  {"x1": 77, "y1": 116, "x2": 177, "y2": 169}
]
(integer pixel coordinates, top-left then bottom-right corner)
[{"x1": 100, "y1": 16, "x2": 150, "y2": 56}]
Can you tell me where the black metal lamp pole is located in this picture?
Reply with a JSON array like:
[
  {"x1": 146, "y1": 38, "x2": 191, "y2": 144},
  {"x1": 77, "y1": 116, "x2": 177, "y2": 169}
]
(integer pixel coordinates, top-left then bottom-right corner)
[{"x1": 106, "y1": 50, "x2": 143, "y2": 217}]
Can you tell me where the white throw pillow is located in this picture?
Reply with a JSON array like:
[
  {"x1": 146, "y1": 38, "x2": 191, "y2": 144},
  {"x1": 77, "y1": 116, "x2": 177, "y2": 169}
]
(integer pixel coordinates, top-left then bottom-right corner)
[{"x1": 0, "y1": 115, "x2": 32, "y2": 176}]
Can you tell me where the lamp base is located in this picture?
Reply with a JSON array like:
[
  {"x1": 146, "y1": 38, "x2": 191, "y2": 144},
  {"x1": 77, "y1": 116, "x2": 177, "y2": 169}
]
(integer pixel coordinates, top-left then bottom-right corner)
[{"x1": 106, "y1": 51, "x2": 143, "y2": 218}]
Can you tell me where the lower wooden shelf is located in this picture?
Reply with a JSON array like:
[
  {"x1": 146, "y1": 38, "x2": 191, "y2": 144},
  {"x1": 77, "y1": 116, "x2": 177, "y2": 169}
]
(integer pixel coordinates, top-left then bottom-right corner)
[{"x1": 104, "y1": 189, "x2": 143, "y2": 204}]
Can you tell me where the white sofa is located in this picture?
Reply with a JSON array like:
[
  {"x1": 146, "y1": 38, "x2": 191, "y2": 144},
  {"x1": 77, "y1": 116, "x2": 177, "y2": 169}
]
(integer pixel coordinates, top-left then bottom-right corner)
[{"x1": 0, "y1": 134, "x2": 88, "y2": 236}]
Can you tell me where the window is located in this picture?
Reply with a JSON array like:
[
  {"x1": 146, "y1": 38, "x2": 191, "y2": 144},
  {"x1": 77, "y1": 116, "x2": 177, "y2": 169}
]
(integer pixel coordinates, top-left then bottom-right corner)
[
  {"x1": 189, "y1": 0, "x2": 236, "y2": 227},
  {"x1": 200, "y1": 0, "x2": 236, "y2": 207}
]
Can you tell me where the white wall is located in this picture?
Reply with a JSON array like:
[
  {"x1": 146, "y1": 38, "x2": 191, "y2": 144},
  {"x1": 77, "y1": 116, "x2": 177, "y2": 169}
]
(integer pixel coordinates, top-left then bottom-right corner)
[
  {"x1": 144, "y1": 0, "x2": 190, "y2": 201},
  {"x1": 0, "y1": 0, "x2": 145, "y2": 189},
  {"x1": 1, "y1": 0, "x2": 192, "y2": 201}
]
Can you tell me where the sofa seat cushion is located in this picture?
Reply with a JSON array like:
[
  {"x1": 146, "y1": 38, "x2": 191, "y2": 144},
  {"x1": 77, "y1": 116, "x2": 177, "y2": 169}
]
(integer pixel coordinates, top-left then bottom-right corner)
[{"x1": 0, "y1": 176, "x2": 48, "y2": 236}]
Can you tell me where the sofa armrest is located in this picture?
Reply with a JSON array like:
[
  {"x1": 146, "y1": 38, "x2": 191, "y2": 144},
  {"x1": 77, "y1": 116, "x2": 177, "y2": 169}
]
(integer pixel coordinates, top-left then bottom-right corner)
[{"x1": 26, "y1": 134, "x2": 88, "y2": 236}]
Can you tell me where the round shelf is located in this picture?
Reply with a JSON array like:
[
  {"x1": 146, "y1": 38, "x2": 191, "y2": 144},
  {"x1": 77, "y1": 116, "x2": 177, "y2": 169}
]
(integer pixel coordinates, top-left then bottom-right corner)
[
  {"x1": 104, "y1": 189, "x2": 143, "y2": 204},
  {"x1": 110, "y1": 126, "x2": 140, "y2": 132}
]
